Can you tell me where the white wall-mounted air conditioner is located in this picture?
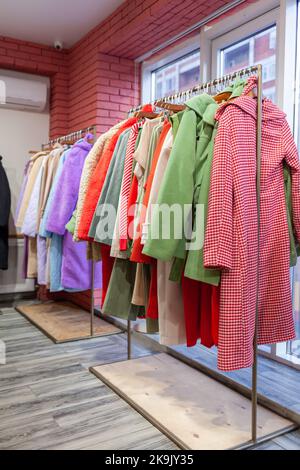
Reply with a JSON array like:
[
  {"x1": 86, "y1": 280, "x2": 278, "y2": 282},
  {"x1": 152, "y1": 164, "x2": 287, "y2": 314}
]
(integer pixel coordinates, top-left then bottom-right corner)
[{"x1": 0, "y1": 69, "x2": 49, "y2": 113}]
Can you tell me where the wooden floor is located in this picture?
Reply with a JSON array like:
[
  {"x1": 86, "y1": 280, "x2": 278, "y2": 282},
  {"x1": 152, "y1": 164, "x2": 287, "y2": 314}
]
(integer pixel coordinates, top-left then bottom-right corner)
[
  {"x1": 0, "y1": 306, "x2": 177, "y2": 450},
  {"x1": 0, "y1": 305, "x2": 299, "y2": 450}
]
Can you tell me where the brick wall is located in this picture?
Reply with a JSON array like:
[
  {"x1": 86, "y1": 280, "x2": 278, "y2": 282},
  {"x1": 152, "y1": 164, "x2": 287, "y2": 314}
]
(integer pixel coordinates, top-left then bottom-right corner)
[
  {"x1": 66, "y1": 0, "x2": 258, "y2": 136},
  {"x1": 67, "y1": 49, "x2": 140, "y2": 135},
  {"x1": 0, "y1": 36, "x2": 69, "y2": 138},
  {"x1": 0, "y1": 0, "x2": 256, "y2": 138}
]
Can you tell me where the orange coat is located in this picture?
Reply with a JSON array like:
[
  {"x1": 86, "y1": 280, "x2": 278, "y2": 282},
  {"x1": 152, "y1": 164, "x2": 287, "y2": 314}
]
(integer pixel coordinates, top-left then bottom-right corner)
[{"x1": 77, "y1": 117, "x2": 137, "y2": 241}]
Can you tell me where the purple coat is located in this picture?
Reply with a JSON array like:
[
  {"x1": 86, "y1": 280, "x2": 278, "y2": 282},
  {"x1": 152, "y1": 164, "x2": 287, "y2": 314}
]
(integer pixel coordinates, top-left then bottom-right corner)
[{"x1": 46, "y1": 139, "x2": 101, "y2": 290}]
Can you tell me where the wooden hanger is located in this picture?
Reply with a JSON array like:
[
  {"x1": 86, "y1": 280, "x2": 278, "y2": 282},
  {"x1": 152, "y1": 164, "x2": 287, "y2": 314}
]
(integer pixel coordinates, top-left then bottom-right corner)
[
  {"x1": 28, "y1": 150, "x2": 39, "y2": 155},
  {"x1": 134, "y1": 110, "x2": 160, "y2": 119},
  {"x1": 213, "y1": 90, "x2": 232, "y2": 104},
  {"x1": 155, "y1": 100, "x2": 186, "y2": 113},
  {"x1": 247, "y1": 89, "x2": 257, "y2": 98}
]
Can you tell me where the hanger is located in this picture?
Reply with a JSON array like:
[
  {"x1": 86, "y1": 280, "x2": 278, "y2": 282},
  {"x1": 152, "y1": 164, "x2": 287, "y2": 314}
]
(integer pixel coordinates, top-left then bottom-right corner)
[
  {"x1": 154, "y1": 99, "x2": 186, "y2": 113},
  {"x1": 213, "y1": 90, "x2": 232, "y2": 104},
  {"x1": 212, "y1": 78, "x2": 232, "y2": 103},
  {"x1": 134, "y1": 110, "x2": 160, "y2": 119}
]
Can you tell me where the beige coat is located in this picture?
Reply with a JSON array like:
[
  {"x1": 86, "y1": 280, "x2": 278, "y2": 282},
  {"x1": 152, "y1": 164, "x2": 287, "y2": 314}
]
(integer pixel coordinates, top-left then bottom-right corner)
[
  {"x1": 27, "y1": 236, "x2": 38, "y2": 278},
  {"x1": 131, "y1": 119, "x2": 160, "y2": 306},
  {"x1": 142, "y1": 129, "x2": 186, "y2": 345},
  {"x1": 16, "y1": 152, "x2": 48, "y2": 229},
  {"x1": 157, "y1": 260, "x2": 186, "y2": 345}
]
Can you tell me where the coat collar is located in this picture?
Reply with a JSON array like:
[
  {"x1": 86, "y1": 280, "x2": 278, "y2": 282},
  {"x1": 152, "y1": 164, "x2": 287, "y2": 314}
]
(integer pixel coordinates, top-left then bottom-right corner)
[
  {"x1": 185, "y1": 93, "x2": 216, "y2": 118},
  {"x1": 215, "y1": 95, "x2": 286, "y2": 122}
]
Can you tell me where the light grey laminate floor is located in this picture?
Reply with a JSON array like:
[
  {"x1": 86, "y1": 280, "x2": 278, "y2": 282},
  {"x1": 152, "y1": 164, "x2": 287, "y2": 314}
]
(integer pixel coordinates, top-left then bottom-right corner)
[
  {"x1": 0, "y1": 306, "x2": 178, "y2": 450},
  {"x1": 0, "y1": 306, "x2": 299, "y2": 450}
]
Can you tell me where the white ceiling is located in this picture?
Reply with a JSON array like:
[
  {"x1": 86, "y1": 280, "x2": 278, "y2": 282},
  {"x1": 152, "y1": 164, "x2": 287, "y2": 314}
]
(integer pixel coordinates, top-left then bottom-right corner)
[{"x1": 0, "y1": 0, "x2": 126, "y2": 48}]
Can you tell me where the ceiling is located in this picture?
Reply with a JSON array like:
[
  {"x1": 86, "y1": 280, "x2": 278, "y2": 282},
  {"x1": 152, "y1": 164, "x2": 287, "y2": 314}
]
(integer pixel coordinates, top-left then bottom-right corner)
[{"x1": 0, "y1": 0, "x2": 126, "y2": 48}]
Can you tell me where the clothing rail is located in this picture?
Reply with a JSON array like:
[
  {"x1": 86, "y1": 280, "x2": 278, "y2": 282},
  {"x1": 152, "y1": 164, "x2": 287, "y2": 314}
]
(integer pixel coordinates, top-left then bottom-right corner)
[
  {"x1": 128, "y1": 65, "x2": 259, "y2": 115},
  {"x1": 121, "y1": 64, "x2": 289, "y2": 449},
  {"x1": 42, "y1": 126, "x2": 97, "y2": 150}
]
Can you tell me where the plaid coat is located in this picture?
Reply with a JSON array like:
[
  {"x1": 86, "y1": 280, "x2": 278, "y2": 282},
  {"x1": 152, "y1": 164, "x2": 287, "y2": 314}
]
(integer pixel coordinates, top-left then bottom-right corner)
[{"x1": 204, "y1": 95, "x2": 299, "y2": 371}]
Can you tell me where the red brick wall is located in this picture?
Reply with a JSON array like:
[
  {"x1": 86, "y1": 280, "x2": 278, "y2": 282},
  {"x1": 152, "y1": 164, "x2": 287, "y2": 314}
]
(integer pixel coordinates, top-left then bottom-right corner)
[
  {"x1": 0, "y1": 1, "x2": 256, "y2": 138},
  {"x1": 0, "y1": 36, "x2": 69, "y2": 138},
  {"x1": 67, "y1": 48, "x2": 140, "y2": 135},
  {"x1": 65, "y1": 0, "x2": 257, "y2": 136}
]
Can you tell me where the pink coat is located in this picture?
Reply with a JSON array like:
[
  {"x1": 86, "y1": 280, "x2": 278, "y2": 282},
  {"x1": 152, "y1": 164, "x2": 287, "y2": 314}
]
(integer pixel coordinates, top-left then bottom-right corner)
[{"x1": 204, "y1": 95, "x2": 299, "y2": 371}]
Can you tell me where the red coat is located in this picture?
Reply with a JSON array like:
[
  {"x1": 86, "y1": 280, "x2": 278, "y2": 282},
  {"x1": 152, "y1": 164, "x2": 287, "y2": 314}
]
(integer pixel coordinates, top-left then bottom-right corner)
[{"x1": 204, "y1": 95, "x2": 299, "y2": 371}]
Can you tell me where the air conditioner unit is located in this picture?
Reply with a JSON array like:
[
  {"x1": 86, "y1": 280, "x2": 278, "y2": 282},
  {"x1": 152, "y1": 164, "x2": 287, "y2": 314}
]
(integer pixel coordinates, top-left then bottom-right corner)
[{"x1": 0, "y1": 70, "x2": 49, "y2": 112}]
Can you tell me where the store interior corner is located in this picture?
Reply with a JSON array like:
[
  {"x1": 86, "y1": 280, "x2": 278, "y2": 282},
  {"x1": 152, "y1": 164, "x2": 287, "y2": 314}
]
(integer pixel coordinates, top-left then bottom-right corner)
[{"x1": 0, "y1": 0, "x2": 300, "y2": 453}]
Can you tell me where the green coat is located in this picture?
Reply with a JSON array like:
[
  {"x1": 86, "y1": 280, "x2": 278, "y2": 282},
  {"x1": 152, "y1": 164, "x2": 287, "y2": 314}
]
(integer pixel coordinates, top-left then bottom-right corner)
[
  {"x1": 143, "y1": 80, "x2": 248, "y2": 285},
  {"x1": 142, "y1": 92, "x2": 220, "y2": 284}
]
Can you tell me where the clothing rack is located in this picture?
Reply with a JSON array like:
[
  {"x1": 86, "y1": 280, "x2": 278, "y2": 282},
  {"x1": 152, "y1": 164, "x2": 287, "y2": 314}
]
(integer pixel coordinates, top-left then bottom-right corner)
[
  {"x1": 128, "y1": 65, "x2": 260, "y2": 115},
  {"x1": 41, "y1": 125, "x2": 98, "y2": 339},
  {"x1": 122, "y1": 64, "x2": 280, "y2": 448},
  {"x1": 42, "y1": 125, "x2": 97, "y2": 150}
]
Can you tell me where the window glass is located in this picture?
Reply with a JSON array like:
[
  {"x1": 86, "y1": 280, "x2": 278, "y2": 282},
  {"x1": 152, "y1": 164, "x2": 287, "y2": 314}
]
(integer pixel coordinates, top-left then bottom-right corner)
[
  {"x1": 288, "y1": 1, "x2": 300, "y2": 366},
  {"x1": 152, "y1": 50, "x2": 200, "y2": 100},
  {"x1": 220, "y1": 25, "x2": 277, "y2": 101}
]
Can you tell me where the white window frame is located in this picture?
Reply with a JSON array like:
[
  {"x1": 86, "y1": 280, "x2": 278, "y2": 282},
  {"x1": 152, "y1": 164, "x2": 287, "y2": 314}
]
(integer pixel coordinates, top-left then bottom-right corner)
[
  {"x1": 212, "y1": 14, "x2": 279, "y2": 84},
  {"x1": 141, "y1": 35, "x2": 200, "y2": 103}
]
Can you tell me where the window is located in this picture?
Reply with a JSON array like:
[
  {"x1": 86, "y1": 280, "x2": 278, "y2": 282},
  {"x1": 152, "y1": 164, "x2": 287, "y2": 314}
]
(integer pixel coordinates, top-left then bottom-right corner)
[
  {"x1": 151, "y1": 50, "x2": 200, "y2": 101},
  {"x1": 218, "y1": 24, "x2": 277, "y2": 100},
  {"x1": 283, "y1": 0, "x2": 300, "y2": 368}
]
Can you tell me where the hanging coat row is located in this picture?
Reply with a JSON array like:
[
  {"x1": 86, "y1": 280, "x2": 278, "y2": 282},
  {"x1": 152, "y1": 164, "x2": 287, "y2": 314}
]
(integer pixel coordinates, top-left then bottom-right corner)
[
  {"x1": 16, "y1": 136, "x2": 102, "y2": 292},
  {"x1": 17, "y1": 74, "x2": 299, "y2": 372},
  {"x1": 67, "y1": 75, "x2": 300, "y2": 371}
]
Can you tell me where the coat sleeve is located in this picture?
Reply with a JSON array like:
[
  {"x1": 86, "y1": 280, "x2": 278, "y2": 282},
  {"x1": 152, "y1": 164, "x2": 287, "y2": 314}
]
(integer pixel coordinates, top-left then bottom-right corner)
[
  {"x1": 142, "y1": 110, "x2": 196, "y2": 261},
  {"x1": 283, "y1": 119, "x2": 300, "y2": 243},
  {"x1": 204, "y1": 112, "x2": 233, "y2": 270},
  {"x1": 46, "y1": 148, "x2": 84, "y2": 235}
]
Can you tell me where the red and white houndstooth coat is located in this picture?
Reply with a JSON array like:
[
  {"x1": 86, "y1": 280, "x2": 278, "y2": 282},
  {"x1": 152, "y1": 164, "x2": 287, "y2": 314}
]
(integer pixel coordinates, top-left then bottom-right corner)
[{"x1": 204, "y1": 87, "x2": 300, "y2": 371}]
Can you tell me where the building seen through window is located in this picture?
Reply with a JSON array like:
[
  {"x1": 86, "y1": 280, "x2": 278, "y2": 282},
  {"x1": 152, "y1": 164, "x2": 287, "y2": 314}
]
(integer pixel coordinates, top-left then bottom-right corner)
[
  {"x1": 152, "y1": 50, "x2": 200, "y2": 100},
  {"x1": 220, "y1": 26, "x2": 277, "y2": 102}
]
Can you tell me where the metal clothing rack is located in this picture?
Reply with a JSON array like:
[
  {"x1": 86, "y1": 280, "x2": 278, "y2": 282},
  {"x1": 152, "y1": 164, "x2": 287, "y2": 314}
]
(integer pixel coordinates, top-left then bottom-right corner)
[
  {"x1": 124, "y1": 64, "x2": 271, "y2": 447},
  {"x1": 42, "y1": 125, "x2": 97, "y2": 150},
  {"x1": 41, "y1": 125, "x2": 100, "y2": 340}
]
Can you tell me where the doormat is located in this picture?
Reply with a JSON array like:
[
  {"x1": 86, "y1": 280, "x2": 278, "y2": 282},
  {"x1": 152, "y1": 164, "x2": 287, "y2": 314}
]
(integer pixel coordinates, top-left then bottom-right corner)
[
  {"x1": 16, "y1": 301, "x2": 121, "y2": 343},
  {"x1": 91, "y1": 353, "x2": 294, "y2": 450}
]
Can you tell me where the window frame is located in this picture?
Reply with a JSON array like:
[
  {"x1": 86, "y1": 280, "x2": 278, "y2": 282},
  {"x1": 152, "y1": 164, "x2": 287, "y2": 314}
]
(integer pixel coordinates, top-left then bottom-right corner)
[
  {"x1": 141, "y1": 35, "x2": 200, "y2": 103},
  {"x1": 150, "y1": 49, "x2": 201, "y2": 101},
  {"x1": 211, "y1": 9, "x2": 280, "y2": 82}
]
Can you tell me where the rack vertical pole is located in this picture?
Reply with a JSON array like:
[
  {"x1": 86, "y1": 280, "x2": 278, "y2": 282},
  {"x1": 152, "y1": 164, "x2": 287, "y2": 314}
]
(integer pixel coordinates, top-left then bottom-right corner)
[
  {"x1": 127, "y1": 320, "x2": 132, "y2": 359},
  {"x1": 90, "y1": 126, "x2": 97, "y2": 339},
  {"x1": 252, "y1": 64, "x2": 263, "y2": 443},
  {"x1": 90, "y1": 260, "x2": 95, "y2": 337}
]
